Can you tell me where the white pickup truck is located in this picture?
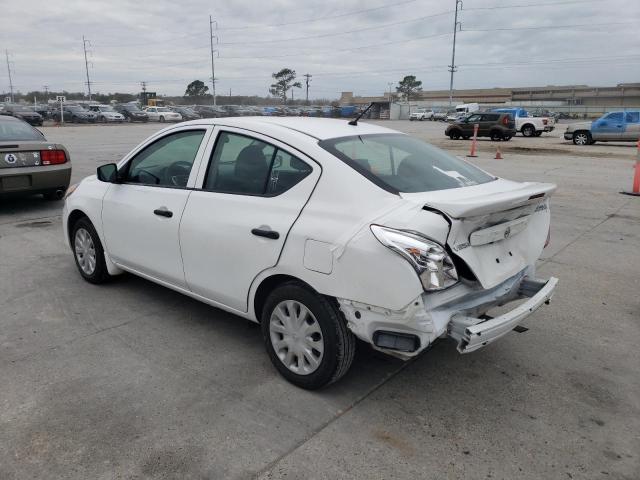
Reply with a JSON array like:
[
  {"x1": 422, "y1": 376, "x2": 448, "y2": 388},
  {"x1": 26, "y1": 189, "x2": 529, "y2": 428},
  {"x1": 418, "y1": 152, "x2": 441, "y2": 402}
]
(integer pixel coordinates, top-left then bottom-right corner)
[{"x1": 493, "y1": 108, "x2": 555, "y2": 137}]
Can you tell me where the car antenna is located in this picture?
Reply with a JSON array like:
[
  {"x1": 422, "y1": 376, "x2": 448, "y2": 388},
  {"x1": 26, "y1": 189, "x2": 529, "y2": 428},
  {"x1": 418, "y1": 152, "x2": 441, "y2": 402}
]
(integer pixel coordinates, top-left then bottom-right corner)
[{"x1": 348, "y1": 102, "x2": 374, "y2": 126}]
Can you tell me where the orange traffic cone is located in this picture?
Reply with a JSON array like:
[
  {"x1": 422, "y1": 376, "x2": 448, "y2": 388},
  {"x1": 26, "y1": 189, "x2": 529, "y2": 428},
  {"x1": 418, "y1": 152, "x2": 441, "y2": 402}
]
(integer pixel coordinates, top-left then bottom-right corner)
[{"x1": 495, "y1": 147, "x2": 503, "y2": 160}]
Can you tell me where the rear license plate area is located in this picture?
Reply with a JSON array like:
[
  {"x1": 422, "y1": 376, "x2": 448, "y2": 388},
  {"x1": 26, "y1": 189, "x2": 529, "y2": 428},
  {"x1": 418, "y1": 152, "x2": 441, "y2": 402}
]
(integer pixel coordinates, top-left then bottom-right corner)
[{"x1": 1, "y1": 175, "x2": 31, "y2": 190}]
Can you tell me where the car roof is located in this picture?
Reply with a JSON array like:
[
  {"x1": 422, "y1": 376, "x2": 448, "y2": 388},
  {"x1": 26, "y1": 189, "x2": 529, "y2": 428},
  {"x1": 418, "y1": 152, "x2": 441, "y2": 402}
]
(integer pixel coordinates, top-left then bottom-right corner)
[
  {"x1": 179, "y1": 116, "x2": 398, "y2": 140},
  {"x1": 0, "y1": 114, "x2": 23, "y2": 123}
]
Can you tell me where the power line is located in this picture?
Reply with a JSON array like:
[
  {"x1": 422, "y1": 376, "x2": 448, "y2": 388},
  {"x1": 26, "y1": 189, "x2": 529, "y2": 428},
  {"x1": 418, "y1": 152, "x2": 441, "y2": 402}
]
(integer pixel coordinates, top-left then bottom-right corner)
[
  {"x1": 464, "y1": 21, "x2": 633, "y2": 33},
  {"x1": 464, "y1": 0, "x2": 602, "y2": 11},
  {"x1": 218, "y1": 0, "x2": 419, "y2": 30}
]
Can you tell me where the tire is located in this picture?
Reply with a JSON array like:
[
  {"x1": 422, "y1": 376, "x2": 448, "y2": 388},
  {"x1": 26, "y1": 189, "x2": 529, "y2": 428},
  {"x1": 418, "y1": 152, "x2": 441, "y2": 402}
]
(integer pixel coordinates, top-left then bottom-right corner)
[
  {"x1": 522, "y1": 124, "x2": 535, "y2": 137},
  {"x1": 409, "y1": 118, "x2": 414, "y2": 121},
  {"x1": 159, "y1": 116, "x2": 165, "y2": 123},
  {"x1": 449, "y1": 130, "x2": 461, "y2": 140},
  {"x1": 261, "y1": 282, "x2": 355, "y2": 390},
  {"x1": 70, "y1": 217, "x2": 111, "y2": 284},
  {"x1": 534, "y1": 131, "x2": 542, "y2": 137},
  {"x1": 490, "y1": 130, "x2": 503, "y2": 141},
  {"x1": 72, "y1": 116, "x2": 78, "y2": 123},
  {"x1": 126, "y1": 116, "x2": 131, "y2": 123},
  {"x1": 419, "y1": 117, "x2": 423, "y2": 121},
  {"x1": 502, "y1": 134, "x2": 512, "y2": 141},
  {"x1": 462, "y1": 136, "x2": 470, "y2": 140},
  {"x1": 572, "y1": 131, "x2": 591, "y2": 146}
]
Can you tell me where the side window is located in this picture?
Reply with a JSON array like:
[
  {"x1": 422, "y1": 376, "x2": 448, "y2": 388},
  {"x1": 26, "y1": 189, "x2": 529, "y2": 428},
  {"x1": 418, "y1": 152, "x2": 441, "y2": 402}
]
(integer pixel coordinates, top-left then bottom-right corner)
[
  {"x1": 126, "y1": 130, "x2": 205, "y2": 187},
  {"x1": 483, "y1": 114, "x2": 499, "y2": 121},
  {"x1": 467, "y1": 114, "x2": 482, "y2": 123},
  {"x1": 267, "y1": 150, "x2": 312, "y2": 195},
  {"x1": 204, "y1": 131, "x2": 312, "y2": 195},
  {"x1": 625, "y1": 112, "x2": 639, "y2": 123},
  {"x1": 604, "y1": 112, "x2": 623, "y2": 122}
]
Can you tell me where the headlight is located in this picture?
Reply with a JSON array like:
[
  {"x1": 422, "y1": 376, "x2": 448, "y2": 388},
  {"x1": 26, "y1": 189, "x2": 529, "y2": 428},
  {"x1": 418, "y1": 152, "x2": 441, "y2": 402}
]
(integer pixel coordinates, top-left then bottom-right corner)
[{"x1": 370, "y1": 225, "x2": 458, "y2": 291}]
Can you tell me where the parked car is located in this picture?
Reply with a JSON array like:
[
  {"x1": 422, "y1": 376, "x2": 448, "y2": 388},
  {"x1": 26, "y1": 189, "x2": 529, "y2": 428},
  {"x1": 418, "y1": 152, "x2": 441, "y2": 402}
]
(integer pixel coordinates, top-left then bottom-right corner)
[
  {"x1": 409, "y1": 108, "x2": 434, "y2": 121},
  {"x1": 445, "y1": 112, "x2": 516, "y2": 141},
  {"x1": 1, "y1": 104, "x2": 44, "y2": 126},
  {"x1": 87, "y1": 104, "x2": 125, "y2": 123},
  {"x1": 143, "y1": 106, "x2": 182, "y2": 123},
  {"x1": 0, "y1": 115, "x2": 71, "y2": 199},
  {"x1": 193, "y1": 105, "x2": 222, "y2": 118},
  {"x1": 432, "y1": 111, "x2": 447, "y2": 121},
  {"x1": 492, "y1": 108, "x2": 555, "y2": 137},
  {"x1": 446, "y1": 111, "x2": 463, "y2": 122},
  {"x1": 114, "y1": 104, "x2": 149, "y2": 122},
  {"x1": 564, "y1": 110, "x2": 640, "y2": 145},
  {"x1": 54, "y1": 105, "x2": 97, "y2": 123},
  {"x1": 63, "y1": 117, "x2": 557, "y2": 389},
  {"x1": 170, "y1": 106, "x2": 201, "y2": 121}
]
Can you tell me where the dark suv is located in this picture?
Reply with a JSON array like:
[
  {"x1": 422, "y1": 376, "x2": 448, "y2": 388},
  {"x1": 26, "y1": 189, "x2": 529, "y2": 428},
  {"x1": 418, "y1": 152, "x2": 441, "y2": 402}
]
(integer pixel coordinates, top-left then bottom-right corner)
[
  {"x1": 115, "y1": 104, "x2": 149, "y2": 122},
  {"x1": 445, "y1": 112, "x2": 516, "y2": 141}
]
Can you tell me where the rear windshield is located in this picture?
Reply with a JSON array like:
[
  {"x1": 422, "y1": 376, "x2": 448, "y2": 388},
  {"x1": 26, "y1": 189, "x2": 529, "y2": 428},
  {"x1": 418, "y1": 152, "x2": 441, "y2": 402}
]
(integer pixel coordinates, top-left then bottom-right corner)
[
  {"x1": 0, "y1": 120, "x2": 45, "y2": 141},
  {"x1": 319, "y1": 134, "x2": 494, "y2": 194}
]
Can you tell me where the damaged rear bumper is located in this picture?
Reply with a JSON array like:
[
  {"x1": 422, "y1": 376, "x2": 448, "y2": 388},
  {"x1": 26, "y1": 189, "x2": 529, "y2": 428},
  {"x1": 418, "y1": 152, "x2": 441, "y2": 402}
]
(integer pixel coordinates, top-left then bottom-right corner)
[
  {"x1": 338, "y1": 269, "x2": 558, "y2": 359},
  {"x1": 448, "y1": 277, "x2": 558, "y2": 353}
]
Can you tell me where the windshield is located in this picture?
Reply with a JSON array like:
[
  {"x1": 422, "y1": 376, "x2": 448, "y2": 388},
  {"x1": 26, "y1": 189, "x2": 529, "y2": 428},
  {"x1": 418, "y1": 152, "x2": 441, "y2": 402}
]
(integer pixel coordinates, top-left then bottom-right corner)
[
  {"x1": 11, "y1": 106, "x2": 31, "y2": 112},
  {"x1": 99, "y1": 106, "x2": 115, "y2": 112},
  {"x1": 156, "y1": 107, "x2": 170, "y2": 112},
  {"x1": 319, "y1": 134, "x2": 494, "y2": 194},
  {"x1": 66, "y1": 106, "x2": 84, "y2": 112},
  {"x1": 0, "y1": 119, "x2": 45, "y2": 141},
  {"x1": 124, "y1": 105, "x2": 141, "y2": 111}
]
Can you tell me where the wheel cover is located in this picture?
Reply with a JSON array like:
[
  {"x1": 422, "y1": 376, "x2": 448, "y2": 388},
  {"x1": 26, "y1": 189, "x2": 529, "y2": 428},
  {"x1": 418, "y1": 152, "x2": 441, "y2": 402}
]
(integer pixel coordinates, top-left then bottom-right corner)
[
  {"x1": 575, "y1": 133, "x2": 588, "y2": 145},
  {"x1": 74, "y1": 228, "x2": 97, "y2": 275},
  {"x1": 269, "y1": 300, "x2": 324, "y2": 375}
]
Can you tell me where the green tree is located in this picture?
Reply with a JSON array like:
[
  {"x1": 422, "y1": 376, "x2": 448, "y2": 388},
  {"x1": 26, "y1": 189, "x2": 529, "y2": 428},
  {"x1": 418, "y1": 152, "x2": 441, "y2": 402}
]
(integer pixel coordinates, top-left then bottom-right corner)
[
  {"x1": 184, "y1": 80, "x2": 209, "y2": 97},
  {"x1": 269, "y1": 68, "x2": 301, "y2": 104},
  {"x1": 396, "y1": 75, "x2": 423, "y2": 102}
]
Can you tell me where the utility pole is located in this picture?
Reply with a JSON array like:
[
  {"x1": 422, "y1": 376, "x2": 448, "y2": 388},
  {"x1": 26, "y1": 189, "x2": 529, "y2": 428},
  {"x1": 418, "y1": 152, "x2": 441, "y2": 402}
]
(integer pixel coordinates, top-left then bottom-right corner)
[
  {"x1": 303, "y1": 73, "x2": 312, "y2": 104},
  {"x1": 209, "y1": 15, "x2": 218, "y2": 107},
  {"x1": 448, "y1": 0, "x2": 462, "y2": 108},
  {"x1": 82, "y1": 36, "x2": 93, "y2": 102},
  {"x1": 387, "y1": 82, "x2": 394, "y2": 102},
  {"x1": 43, "y1": 85, "x2": 49, "y2": 100},
  {"x1": 5, "y1": 50, "x2": 14, "y2": 103}
]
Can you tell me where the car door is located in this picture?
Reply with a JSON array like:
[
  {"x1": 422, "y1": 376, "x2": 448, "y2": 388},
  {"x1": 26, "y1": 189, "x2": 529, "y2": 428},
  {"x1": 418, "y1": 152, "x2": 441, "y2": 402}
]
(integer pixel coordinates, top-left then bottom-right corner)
[
  {"x1": 101, "y1": 126, "x2": 211, "y2": 288},
  {"x1": 622, "y1": 111, "x2": 640, "y2": 141},
  {"x1": 180, "y1": 127, "x2": 321, "y2": 312},
  {"x1": 592, "y1": 112, "x2": 624, "y2": 140},
  {"x1": 465, "y1": 114, "x2": 483, "y2": 136}
]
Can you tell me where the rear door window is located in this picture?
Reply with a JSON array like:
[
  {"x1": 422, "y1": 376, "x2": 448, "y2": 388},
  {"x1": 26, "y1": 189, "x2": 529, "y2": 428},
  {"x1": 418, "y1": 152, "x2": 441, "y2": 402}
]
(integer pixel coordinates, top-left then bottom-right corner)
[{"x1": 204, "y1": 131, "x2": 312, "y2": 196}]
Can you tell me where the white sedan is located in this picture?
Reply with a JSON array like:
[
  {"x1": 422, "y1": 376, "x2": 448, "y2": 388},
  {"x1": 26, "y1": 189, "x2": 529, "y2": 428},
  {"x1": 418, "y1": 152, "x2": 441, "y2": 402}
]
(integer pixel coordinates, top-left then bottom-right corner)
[
  {"x1": 143, "y1": 106, "x2": 182, "y2": 122},
  {"x1": 62, "y1": 117, "x2": 558, "y2": 389}
]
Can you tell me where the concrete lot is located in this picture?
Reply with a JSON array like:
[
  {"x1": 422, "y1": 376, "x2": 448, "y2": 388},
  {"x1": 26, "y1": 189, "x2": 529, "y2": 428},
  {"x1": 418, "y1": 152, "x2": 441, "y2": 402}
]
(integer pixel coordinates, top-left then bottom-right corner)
[{"x1": 1, "y1": 120, "x2": 638, "y2": 479}]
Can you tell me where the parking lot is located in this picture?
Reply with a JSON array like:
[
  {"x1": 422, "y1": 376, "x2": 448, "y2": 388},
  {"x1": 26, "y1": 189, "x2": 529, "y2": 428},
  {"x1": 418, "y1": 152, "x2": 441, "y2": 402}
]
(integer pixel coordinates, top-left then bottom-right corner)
[{"x1": 1, "y1": 120, "x2": 639, "y2": 479}]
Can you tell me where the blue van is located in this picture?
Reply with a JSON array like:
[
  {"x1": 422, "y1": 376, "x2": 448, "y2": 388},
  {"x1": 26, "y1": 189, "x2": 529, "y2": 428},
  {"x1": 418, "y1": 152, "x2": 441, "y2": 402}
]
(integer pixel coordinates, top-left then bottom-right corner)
[{"x1": 564, "y1": 111, "x2": 640, "y2": 145}]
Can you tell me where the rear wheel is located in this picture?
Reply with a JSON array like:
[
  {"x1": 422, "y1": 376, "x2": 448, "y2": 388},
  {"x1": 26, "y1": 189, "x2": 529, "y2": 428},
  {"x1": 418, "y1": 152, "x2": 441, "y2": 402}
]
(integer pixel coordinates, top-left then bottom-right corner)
[
  {"x1": 462, "y1": 136, "x2": 470, "y2": 140},
  {"x1": 71, "y1": 217, "x2": 111, "y2": 284},
  {"x1": 490, "y1": 130, "x2": 503, "y2": 141},
  {"x1": 534, "y1": 131, "x2": 542, "y2": 137},
  {"x1": 449, "y1": 130, "x2": 461, "y2": 140},
  {"x1": 573, "y1": 131, "x2": 591, "y2": 146},
  {"x1": 159, "y1": 116, "x2": 165, "y2": 123},
  {"x1": 522, "y1": 124, "x2": 535, "y2": 137},
  {"x1": 261, "y1": 282, "x2": 355, "y2": 390}
]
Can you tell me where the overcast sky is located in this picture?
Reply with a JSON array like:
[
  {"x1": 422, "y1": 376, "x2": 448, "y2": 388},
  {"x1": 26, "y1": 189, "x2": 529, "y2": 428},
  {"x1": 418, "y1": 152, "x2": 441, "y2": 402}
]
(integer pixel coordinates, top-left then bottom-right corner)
[{"x1": 2, "y1": 0, "x2": 639, "y2": 99}]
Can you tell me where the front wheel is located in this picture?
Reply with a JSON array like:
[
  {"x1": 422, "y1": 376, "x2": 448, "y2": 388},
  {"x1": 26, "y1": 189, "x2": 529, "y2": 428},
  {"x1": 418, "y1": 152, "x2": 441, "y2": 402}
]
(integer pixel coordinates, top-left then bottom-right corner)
[
  {"x1": 159, "y1": 116, "x2": 165, "y2": 123},
  {"x1": 573, "y1": 131, "x2": 591, "y2": 146},
  {"x1": 449, "y1": 130, "x2": 461, "y2": 140},
  {"x1": 71, "y1": 217, "x2": 111, "y2": 284},
  {"x1": 261, "y1": 282, "x2": 355, "y2": 390}
]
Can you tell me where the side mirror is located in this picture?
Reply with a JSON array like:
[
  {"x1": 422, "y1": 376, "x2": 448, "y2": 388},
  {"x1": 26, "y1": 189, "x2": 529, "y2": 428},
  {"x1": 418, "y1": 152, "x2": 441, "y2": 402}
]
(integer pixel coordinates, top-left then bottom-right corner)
[{"x1": 97, "y1": 163, "x2": 119, "y2": 183}]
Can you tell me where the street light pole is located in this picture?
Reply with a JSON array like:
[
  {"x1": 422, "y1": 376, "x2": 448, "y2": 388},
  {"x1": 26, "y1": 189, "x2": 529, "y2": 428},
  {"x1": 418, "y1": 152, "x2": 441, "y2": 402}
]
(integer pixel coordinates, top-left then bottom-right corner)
[{"x1": 448, "y1": 0, "x2": 462, "y2": 108}]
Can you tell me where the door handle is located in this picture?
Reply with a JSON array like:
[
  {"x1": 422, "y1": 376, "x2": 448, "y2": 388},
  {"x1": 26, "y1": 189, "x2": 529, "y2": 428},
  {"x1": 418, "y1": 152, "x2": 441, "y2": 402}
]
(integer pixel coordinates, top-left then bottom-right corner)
[
  {"x1": 251, "y1": 228, "x2": 279, "y2": 239},
  {"x1": 153, "y1": 208, "x2": 173, "y2": 218}
]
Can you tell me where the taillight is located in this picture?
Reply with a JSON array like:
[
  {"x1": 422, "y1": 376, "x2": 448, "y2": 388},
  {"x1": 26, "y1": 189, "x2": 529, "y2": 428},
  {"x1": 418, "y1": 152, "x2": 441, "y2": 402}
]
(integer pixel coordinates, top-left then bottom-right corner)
[
  {"x1": 40, "y1": 150, "x2": 67, "y2": 165},
  {"x1": 543, "y1": 119, "x2": 548, "y2": 125},
  {"x1": 544, "y1": 226, "x2": 551, "y2": 248},
  {"x1": 502, "y1": 116, "x2": 509, "y2": 126}
]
